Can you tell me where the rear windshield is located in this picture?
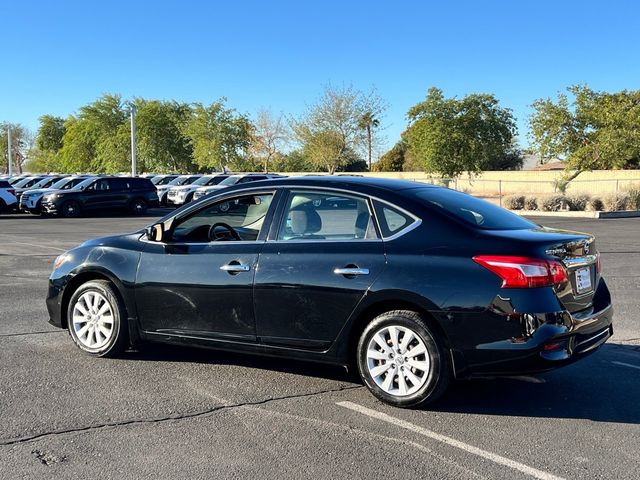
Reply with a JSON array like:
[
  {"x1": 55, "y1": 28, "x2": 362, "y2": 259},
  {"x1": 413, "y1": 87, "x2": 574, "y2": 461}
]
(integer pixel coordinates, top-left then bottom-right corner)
[{"x1": 413, "y1": 188, "x2": 536, "y2": 230}]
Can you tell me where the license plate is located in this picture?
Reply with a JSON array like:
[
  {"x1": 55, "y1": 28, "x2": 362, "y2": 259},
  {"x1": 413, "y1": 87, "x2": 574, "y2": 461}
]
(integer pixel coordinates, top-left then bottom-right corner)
[{"x1": 575, "y1": 267, "x2": 592, "y2": 294}]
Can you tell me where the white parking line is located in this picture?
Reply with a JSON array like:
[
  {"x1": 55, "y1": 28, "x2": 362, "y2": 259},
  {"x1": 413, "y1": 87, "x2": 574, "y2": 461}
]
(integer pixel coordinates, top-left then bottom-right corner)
[
  {"x1": 611, "y1": 361, "x2": 640, "y2": 370},
  {"x1": 337, "y1": 401, "x2": 565, "y2": 480}
]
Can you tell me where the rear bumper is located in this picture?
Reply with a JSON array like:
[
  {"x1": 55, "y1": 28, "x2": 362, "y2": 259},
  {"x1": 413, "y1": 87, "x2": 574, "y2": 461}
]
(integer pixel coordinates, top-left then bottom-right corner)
[{"x1": 452, "y1": 279, "x2": 614, "y2": 377}]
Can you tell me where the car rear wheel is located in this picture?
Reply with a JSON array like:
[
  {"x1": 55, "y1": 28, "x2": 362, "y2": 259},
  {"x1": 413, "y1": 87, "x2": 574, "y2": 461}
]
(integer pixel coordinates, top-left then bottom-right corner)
[
  {"x1": 61, "y1": 200, "x2": 81, "y2": 218},
  {"x1": 357, "y1": 310, "x2": 451, "y2": 408},
  {"x1": 67, "y1": 280, "x2": 128, "y2": 357},
  {"x1": 130, "y1": 198, "x2": 147, "y2": 215}
]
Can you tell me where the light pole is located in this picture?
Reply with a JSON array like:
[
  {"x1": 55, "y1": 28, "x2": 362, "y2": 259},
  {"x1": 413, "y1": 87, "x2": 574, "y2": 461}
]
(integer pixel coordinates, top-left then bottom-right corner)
[
  {"x1": 130, "y1": 104, "x2": 137, "y2": 176},
  {"x1": 7, "y1": 127, "x2": 12, "y2": 176}
]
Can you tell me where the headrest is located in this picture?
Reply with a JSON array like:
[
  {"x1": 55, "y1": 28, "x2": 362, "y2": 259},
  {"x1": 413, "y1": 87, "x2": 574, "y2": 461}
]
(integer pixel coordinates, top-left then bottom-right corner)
[{"x1": 290, "y1": 206, "x2": 322, "y2": 235}]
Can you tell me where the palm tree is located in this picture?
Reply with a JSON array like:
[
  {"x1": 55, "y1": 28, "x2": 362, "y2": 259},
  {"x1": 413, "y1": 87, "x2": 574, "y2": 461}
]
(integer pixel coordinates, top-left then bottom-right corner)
[{"x1": 358, "y1": 111, "x2": 379, "y2": 171}]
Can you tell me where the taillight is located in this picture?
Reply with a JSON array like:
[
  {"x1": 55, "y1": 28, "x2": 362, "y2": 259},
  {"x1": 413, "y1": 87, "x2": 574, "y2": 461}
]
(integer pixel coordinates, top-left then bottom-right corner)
[
  {"x1": 472, "y1": 255, "x2": 568, "y2": 289},
  {"x1": 8, "y1": 189, "x2": 15, "y2": 196}
]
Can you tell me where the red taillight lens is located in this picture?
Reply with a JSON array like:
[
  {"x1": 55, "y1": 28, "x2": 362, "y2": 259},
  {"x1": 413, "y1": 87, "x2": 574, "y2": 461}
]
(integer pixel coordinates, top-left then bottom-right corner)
[{"x1": 473, "y1": 255, "x2": 568, "y2": 289}]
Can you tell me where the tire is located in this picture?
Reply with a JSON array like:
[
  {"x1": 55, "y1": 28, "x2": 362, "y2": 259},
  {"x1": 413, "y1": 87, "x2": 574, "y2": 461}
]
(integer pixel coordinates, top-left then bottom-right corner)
[
  {"x1": 67, "y1": 280, "x2": 129, "y2": 357},
  {"x1": 130, "y1": 198, "x2": 148, "y2": 215},
  {"x1": 60, "y1": 200, "x2": 81, "y2": 218},
  {"x1": 357, "y1": 310, "x2": 451, "y2": 408}
]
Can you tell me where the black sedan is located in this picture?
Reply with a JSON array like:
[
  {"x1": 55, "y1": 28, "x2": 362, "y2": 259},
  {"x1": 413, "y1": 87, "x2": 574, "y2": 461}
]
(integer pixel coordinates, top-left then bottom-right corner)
[{"x1": 46, "y1": 176, "x2": 613, "y2": 407}]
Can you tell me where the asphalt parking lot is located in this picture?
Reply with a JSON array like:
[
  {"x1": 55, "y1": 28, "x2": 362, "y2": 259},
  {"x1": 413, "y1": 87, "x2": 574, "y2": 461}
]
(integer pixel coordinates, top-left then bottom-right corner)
[{"x1": 1, "y1": 212, "x2": 639, "y2": 479}]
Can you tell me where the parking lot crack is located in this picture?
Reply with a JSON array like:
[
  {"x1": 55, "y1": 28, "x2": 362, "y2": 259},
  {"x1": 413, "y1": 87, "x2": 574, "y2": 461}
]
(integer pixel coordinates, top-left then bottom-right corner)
[
  {"x1": 0, "y1": 384, "x2": 363, "y2": 446},
  {"x1": 0, "y1": 330, "x2": 63, "y2": 338}
]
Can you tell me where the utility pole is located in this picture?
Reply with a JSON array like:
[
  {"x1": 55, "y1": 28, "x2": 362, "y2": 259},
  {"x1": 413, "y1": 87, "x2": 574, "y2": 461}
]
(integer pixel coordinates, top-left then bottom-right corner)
[
  {"x1": 7, "y1": 127, "x2": 13, "y2": 176},
  {"x1": 130, "y1": 105, "x2": 137, "y2": 176}
]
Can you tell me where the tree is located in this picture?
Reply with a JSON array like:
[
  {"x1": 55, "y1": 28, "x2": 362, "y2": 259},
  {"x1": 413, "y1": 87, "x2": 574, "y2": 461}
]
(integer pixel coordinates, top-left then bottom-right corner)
[
  {"x1": 250, "y1": 109, "x2": 289, "y2": 172},
  {"x1": 136, "y1": 100, "x2": 195, "y2": 173},
  {"x1": 373, "y1": 140, "x2": 408, "y2": 172},
  {"x1": 36, "y1": 115, "x2": 65, "y2": 152},
  {"x1": 358, "y1": 111, "x2": 380, "y2": 170},
  {"x1": 185, "y1": 100, "x2": 253, "y2": 172},
  {"x1": 529, "y1": 85, "x2": 640, "y2": 170},
  {"x1": 1, "y1": 123, "x2": 32, "y2": 174},
  {"x1": 292, "y1": 84, "x2": 385, "y2": 174},
  {"x1": 270, "y1": 149, "x2": 314, "y2": 172},
  {"x1": 59, "y1": 94, "x2": 130, "y2": 173},
  {"x1": 404, "y1": 87, "x2": 519, "y2": 177}
]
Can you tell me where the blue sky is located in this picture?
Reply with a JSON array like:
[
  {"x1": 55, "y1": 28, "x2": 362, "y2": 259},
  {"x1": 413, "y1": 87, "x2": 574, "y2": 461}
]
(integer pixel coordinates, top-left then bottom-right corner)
[{"x1": 1, "y1": 0, "x2": 639, "y2": 153}]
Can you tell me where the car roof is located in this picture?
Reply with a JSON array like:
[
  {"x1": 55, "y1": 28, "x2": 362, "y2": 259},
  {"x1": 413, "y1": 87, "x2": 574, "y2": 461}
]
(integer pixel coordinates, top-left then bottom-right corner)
[{"x1": 238, "y1": 175, "x2": 437, "y2": 194}]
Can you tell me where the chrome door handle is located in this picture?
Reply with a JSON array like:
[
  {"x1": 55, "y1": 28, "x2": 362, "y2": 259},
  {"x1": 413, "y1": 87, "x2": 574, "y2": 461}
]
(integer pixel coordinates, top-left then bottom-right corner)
[
  {"x1": 220, "y1": 264, "x2": 251, "y2": 273},
  {"x1": 334, "y1": 267, "x2": 369, "y2": 276}
]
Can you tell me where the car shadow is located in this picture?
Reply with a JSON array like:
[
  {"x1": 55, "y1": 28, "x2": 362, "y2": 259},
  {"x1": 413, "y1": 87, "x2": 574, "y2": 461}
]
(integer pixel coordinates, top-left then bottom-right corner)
[
  {"x1": 124, "y1": 342, "x2": 357, "y2": 384},
  {"x1": 431, "y1": 343, "x2": 640, "y2": 424}
]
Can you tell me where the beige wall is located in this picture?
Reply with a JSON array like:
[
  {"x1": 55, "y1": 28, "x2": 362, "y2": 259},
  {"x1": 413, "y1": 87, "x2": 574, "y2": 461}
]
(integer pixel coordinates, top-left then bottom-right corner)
[{"x1": 279, "y1": 170, "x2": 640, "y2": 195}]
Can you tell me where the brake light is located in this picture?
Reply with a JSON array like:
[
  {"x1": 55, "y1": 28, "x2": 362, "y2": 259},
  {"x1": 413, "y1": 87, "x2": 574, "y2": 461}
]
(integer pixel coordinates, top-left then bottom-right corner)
[{"x1": 472, "y1": 255, "x2": 568, "y2": 288}]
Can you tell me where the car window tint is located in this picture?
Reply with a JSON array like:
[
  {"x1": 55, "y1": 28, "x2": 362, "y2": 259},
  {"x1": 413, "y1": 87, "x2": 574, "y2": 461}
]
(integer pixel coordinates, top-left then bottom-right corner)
[
  {"x1": 413, "y1": 188, "x2": 536, "y2": 230},
  {"x1": 373, "y1": 201, "x2": 415, "y2": 238},
  {"x1": 0, "y1": 180, "x2": 10, "y2": 188},
  {"x1": 108, "y1": 178, "x2": 127, "y2": 190},
  {"x1": 278, "y1": 191, "x2": 377, "y2": 241},
  {"x1": 172, "y1": 193, "x2": 273, "y2": 242}
]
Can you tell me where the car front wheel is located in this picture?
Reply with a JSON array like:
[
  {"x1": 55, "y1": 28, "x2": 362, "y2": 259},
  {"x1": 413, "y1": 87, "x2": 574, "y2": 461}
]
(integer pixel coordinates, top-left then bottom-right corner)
[
  {"x1": 67, "y1": 280, "x2": 128, "y2": 357},
  {"x1": 61, "y1": 200, "x2": 81, "y2": 218},
  {"x1": 130, "y1": 198, "x2": 147, "y2": 215},
  {"x1": 357, "y1": 310, "x2": 451, "y2": 408}
]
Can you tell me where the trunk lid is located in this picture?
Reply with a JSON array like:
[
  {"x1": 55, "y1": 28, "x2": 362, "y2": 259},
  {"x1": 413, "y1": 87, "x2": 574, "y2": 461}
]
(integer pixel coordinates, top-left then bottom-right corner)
[{"x1": 481, "y1": 226, "x2": 599, "y2": 313}]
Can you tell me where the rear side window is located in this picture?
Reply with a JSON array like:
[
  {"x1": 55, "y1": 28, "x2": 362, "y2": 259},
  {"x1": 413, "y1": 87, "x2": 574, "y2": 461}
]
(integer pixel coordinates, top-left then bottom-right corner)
[
  {"x1": 373, "y1": 201, "x2": 417, "y2": 238},
  {"x1": 413, "y1": 188, "x2": 536, "y2": 230},
  {"x1": 278, "y1": 191, "x2": 377, "y2": 241},
  {"x1": 0, "y1": 180, "x2": 10, "y2": 188},
  {"x1": 108, "y1": 178, "x2": 127, "y2": 191}
]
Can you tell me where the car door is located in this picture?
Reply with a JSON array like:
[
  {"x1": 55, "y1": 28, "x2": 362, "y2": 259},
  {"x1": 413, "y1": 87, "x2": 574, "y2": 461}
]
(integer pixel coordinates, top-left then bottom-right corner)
[
  {"x1": 135, "y1": 189, "x2": 278, "y2": 341},
  {"x1": 253, "y1": 189, "x2": 386, "y2": 350},
  {"x1": 82, "y1": 179, "x2": 112, "y2": 210}
]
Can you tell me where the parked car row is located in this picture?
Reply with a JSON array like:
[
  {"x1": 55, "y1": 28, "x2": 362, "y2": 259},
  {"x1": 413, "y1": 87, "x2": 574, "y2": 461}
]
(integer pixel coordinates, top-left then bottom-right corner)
[{"x1": 0, "y1": 172, "x2": 285, "y2": 216}]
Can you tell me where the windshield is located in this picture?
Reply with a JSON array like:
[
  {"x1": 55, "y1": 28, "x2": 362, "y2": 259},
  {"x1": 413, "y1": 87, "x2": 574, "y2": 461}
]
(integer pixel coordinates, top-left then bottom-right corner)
[
  {"x1": 152, "y1": 175, "x2": 177, "y2": 185},
  {"x1": 14, "y1": 177, "x2": 40, "y2": 188},
  {"x1": 217, "y1": 176, "x2": 242, "y2": 186},
  {"x1": 32, "y1": 177, "x2": 61, "y2": 189},
  {"x1": 413, "y1": 188, "x2": 536, "y2": 230},
  {"x1": 191, "y1": 176, "x2": 213, "y2": 186},
  {"x1": 52, "y1": 177, "x2": 89, "y2": 190},
  {"x1": 69, "y1": 177, "x2": 97, "y2": 191},
  {"x1": 166, "y1": 176, "x2": 197, "y2": 186}
]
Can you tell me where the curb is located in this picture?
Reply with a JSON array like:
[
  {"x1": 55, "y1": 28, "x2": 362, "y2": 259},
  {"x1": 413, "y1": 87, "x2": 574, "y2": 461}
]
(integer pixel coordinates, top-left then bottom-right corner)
[{"x1": 511, "y1": 210, "x2": 640, "y2": 219}]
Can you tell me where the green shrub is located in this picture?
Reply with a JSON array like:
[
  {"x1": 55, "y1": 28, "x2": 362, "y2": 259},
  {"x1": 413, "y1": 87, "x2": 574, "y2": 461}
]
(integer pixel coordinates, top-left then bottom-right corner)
[
  {"x1": 524, "y1": 196, "x2": 538, "y2": 210},
  {"x1": 503, "y1": 195, "x2": 525, "y2": 210},
  {"x1": 537, "y1": 194, "x2": 567, "y2": 212},
  {"x1": 602, "y1": 193, "x2": 629, "y2": 211},
  {"x1": 566, "y1": 193, "x2": 590, "y2": 211},
  {"x1": 587, "y1": 197, "x2": 604, "y2": 211}
]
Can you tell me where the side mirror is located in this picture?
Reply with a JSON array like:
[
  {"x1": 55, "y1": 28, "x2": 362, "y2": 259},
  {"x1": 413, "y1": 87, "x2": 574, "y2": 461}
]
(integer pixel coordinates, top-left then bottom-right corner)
[{"x1": 145, "y1": 223, "x2": 164, "y2": 242}]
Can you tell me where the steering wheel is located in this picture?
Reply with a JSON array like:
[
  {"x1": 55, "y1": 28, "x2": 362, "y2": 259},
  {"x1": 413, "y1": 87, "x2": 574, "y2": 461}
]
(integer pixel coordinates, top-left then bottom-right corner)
[{"x1": 208, "y1": 222, "x2": 241, "y2": 241}]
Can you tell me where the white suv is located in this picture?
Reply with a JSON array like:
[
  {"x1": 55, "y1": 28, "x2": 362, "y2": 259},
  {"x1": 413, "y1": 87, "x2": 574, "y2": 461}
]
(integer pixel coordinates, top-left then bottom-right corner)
[{"x1": 0, "y1": 180, "x2": 18, "y2": 213}]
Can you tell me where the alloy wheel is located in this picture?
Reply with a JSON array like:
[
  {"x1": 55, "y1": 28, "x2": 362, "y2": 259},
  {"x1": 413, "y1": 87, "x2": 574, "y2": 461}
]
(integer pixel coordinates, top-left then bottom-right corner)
[
  {"x1": 71, "y1": 291, "x2": 115, "y2": 349},
  {"x1": 365, "y1": 325, "x2": 431, "y2": 397}
]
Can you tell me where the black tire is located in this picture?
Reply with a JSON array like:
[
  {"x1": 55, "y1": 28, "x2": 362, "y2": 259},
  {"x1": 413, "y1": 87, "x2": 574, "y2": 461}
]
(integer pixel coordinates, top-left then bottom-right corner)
[
  {"x1": 60, "y1": 200, "x2": 81, "y2": 218},
  {"x1": 357, "y1": 310, "x2": 451, "y2": 408},
  {"x1": 66, "y1": 280, "x2": 129, "y2": 357},
  {"x1": 130, "y1": 198, "x2": 148, "y2": 215}
]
